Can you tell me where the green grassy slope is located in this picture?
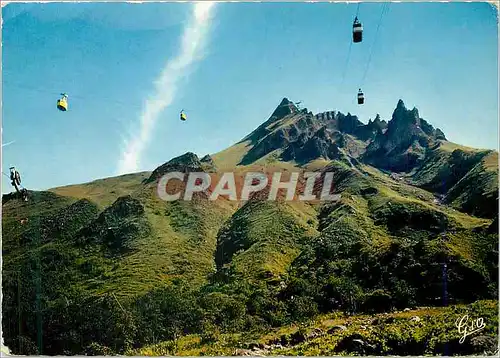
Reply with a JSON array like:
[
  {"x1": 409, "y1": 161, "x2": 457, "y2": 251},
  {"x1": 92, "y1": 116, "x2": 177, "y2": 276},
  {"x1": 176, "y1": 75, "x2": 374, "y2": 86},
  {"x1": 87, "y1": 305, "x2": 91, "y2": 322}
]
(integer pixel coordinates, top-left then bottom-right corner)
[
  {"x1": 49, "y1": 171, "x2": 151, "y2": 208},
  {"x1": 410, "y1": 141, "x2": 498, "y2": 218},
  {"x1": 216, "y1": 200, "x2": 318, "y2": 283},
  {"x1": 128, "y1": 300, "x2": 498, "y2": 356}
]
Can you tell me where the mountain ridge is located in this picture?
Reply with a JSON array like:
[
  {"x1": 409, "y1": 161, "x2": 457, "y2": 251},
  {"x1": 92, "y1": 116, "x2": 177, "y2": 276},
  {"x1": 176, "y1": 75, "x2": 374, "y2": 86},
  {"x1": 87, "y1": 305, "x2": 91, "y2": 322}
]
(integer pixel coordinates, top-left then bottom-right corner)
[{"x1": 2, "y1": 97, "x2": 498, "y2": 356}]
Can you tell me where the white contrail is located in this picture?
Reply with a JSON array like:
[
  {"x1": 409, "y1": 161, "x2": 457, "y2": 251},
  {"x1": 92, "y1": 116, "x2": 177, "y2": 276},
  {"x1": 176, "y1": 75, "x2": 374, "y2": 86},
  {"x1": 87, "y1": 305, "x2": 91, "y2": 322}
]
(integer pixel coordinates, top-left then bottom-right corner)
[
  {"x1": 2, "y1": 140, "x2": 15, "y2": 147},
  {"x1": 117, "y1": 2, "x2": 216, "y2": 175}
]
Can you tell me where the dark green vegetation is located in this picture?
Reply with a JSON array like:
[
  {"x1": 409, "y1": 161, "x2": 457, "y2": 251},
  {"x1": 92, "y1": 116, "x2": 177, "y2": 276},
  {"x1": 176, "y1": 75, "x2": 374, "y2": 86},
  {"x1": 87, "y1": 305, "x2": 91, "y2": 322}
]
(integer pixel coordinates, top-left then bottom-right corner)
[{"x1": 2, "y1": 99, "x2": 498, "y2": 355}]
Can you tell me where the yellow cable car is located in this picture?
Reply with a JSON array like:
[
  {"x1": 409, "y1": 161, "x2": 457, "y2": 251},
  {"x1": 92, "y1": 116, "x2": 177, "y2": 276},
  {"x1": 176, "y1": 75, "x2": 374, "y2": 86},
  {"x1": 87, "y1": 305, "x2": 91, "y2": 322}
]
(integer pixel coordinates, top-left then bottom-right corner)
[
  {"x1": 57, "y1": 93, "x2": 68, "y2": 111},
  {"x1": 180, "y1": 110, "x2": 187, "y2": 121}
]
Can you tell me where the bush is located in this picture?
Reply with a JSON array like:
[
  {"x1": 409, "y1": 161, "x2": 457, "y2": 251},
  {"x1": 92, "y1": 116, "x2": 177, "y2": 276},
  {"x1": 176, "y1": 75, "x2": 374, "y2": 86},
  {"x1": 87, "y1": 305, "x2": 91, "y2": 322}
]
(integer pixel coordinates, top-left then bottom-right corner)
[
  {"x1": 84, "y1": 342, "x2": 114, "y2": 356},
  {"x1": 289, "y1": 296, "x2": 319, "y2": 321},
  {"x1": 199, "y1": 292, "x2": 247, "y2": 332},
  {"x1": 361, "y1": 289, "x2": 394, "y2": 313}
]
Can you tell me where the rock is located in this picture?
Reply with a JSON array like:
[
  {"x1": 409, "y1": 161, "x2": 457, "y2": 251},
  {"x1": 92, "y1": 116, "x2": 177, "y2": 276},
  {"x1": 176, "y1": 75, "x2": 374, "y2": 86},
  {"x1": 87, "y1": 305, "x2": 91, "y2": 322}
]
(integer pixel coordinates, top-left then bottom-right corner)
[
  {"x1": 248, "y1": 343, "x2": 260, "y2": 350},
  {"x1": 255, "y1": 348, "x2": 267, "y2": 355},
  {"x1": 470, "y1": 335, "x2": 498, "y2": 354},
  {"x1": 335, "y1": 334, "x2": 377, "y2": 354},
  {"x1": 371, "y1": 318, "x2": 380, "y2": 325},
  {"x1": 352, "y1": 339, "x2": 366, "y2": 347},
  {"x1": 200, "y1": 154, "x2": 217, "y2": 171},
  {"x1": 234, "y1": 349, "x2": 253, "y2": 356},
  {"x1": 363, "y1": 99, "x2": 446, "y2": 172},
  {"x1": 385, "y1": 317, "x2": 395, "y2": 324},
  {"x1": 403, "y1": 308, "x2": 411, "y2": 312},
  {"x1": 410, "y1": 316, "x2": 421, "y2": 323},
  {"x1": 361, "y1": 187, "x2": 379, "y2": 196},
  {"x1": 146, "y1": 152, "x2": 204, "y2": 183},
  {"x1": 327, "y1": 325, "x2": 348, "y2": 334},
  {"x1": 290, "y1": 331, "x2": 306, "y2": 345},
  {"x1": 270, "y1": 98, "x2": 298, "y2": 120},
  {"x1": 241, "y1": 347, "x2": 267, "y2": 357},
  {"x1": 107, "y1": 195, "x2": 144, "y2": 217},
  {"x1": 268, "y1": 338, "x2": 280, "y2": 346},
  {"x1": 282, "y1": 126, "x2": 342, "y2": 163},
  {"x1": 306, "y1": 328, "x2": 324, "y2": 339},
  {"x1": 200, "y1": 154, "x2": 215, "y2": 165},
  {"x1": 279, "y1": 334, "x2": 289, "y2": 346}
]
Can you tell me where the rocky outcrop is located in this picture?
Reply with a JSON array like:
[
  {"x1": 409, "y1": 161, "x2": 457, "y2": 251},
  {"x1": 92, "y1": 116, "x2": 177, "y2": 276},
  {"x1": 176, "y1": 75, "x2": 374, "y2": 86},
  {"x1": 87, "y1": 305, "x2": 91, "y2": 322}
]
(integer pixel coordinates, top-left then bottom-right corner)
[
  {"x1": 269, "y1": 97, "x2": 299, "y2": 120},
  {"x1": 362, "y1": 99, "x2": 447, "y2": 172},
  {"x1": 77, "y1": 195, "x2": 151, "y2": 255},
  {"x1": 146, "y1": 152, "x2": 205, "y2": 183},
  {"x1": 200, "y1": 154, "x2": 215, "y2": 166},
  {"x1": 356, "y1": 114, "x2": 388, "y2": 141},
  {"x1": 200, "y1": 154, "x2": 217, "y2": 171},
  {"x1": 281, "y1": 126, "x2": 342, "y2": 163}
]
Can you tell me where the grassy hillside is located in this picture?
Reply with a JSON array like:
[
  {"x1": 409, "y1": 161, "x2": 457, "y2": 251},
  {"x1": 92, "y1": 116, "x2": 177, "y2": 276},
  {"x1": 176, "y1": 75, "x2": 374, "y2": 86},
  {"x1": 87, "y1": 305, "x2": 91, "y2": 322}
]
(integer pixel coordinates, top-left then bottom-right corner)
[
  {"x1": 410, "y1": 141, "x2": 498, "y2": 218},
  {"x1": 128, "y1": 300, "x2": 498, "y2": 356},
  {"x1": 216, "y1": 200, "x2": 318, "y2": 282},
  {"x1": 49, "y1": 171, "x2": 151, "y2": 208}
]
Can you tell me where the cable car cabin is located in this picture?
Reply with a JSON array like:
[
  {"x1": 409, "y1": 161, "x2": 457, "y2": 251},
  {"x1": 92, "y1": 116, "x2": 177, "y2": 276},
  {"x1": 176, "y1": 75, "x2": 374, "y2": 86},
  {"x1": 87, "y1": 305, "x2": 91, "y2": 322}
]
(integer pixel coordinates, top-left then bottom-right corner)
[
  {"x1": 57, "y1": 94, "x2": 68, "y2": 111},
  {"x1": 9, "y1": 167, "x2": 21, "y2": 186},
  {"x1": 353, "y1": 17, "x2": 363, "y2": 43},
  {"x1": 357, "y1": 89, "x2": 365, "y2": 105},
  {"x1": 180, "y1": 111, "x2": 187, "y2": 121}
]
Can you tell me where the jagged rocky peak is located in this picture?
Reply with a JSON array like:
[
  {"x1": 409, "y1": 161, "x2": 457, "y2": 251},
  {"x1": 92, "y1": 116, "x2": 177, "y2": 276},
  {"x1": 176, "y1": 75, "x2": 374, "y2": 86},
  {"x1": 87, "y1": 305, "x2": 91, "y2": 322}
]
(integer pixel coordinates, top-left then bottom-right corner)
[
  {"x1": 269, "y1": 98, "x2": 299, "y2": 120},
  {"x1": 355, "y1": 114, "x2": 388, "y2": 141},
  {"x1": 367, "y1": 114, "x2": 388, "y2": 131},
  {"x1": 435, "y1": 128, "x2": 447, "y2": 140},
  {"x1": 372, "y1": 114, "x2": 387, "y2": 127},
  {"x1": 386, "y1": 99, "x2": 446, "y2": 140},
  {"x1": 338, "y1": 112, "x2": 364, "y2": 134},
  {"x1": 396, "y1": 98, "x2": 406, "y2": 111},
  {"x1": 388, "y1": 100, "x2": 420, "y2": 134},
  {"x1": 314, "y1": 111, "x2": 336, "y2": 121},
  {"x1": 146, "y1": 152, "x2": 204, "y2": 183},
  {"x1": 314, "y1": 110, "x2": 373, "y2": 139},
  {"x1": 390, "y1": 99, "x2": 419, "y2": 126},
  {"x1": 362, "y1": 99, "x2": 449, "y2": 172},
  {"x1": 281, "y1": 125, "x2": 341, "y2": 163},
  {"x1": 200, "y1": 154, "x2": 217, "y2": 172},
  {"x1": 200, "y1": 154, "x2": 215, "y2": 165},
  {"x1": 167, "y1": 152, "x2": 201, "y2": 166}
]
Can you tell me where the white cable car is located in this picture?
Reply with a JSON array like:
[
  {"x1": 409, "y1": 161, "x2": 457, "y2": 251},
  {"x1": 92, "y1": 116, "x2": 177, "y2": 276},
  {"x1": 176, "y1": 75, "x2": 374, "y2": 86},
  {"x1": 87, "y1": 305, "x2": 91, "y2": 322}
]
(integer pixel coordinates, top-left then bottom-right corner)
[
  {"x1": 353, "y1": 17, "x2": 363, "y2": 43},
  {"x1": 357, "y1": 89, "x2": 364, "y2": 104}
]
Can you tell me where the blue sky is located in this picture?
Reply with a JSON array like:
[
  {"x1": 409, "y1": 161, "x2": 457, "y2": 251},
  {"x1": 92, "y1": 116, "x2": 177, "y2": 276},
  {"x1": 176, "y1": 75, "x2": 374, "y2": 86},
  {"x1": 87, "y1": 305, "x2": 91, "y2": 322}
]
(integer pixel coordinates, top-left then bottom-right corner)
[{"x1": 1, "y1": 1, "x2": 498, "y2": 192}]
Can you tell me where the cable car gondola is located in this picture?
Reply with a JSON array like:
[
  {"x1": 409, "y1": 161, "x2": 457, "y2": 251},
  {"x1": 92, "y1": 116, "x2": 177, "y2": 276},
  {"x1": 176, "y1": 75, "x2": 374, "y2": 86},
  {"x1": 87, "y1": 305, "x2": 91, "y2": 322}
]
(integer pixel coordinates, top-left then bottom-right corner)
[
  {"x1": 9, "y1": 167, "x2": 28, "y2": 201},
  {"x1": 9, "y1": 167, "x2": 21, "y2": 186},
  {"x1": 57, "y1": 93, "x2": 68, "y2": 111},
  {"x1": 353, "y1": 17, "x2": 363, "y2": 43},
  {"x1": 180, "y1": 110, "x2": 187, "y2": 121},
  {"x1": 357, "y1": 89, "x2": 364, "y2": 104}
]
